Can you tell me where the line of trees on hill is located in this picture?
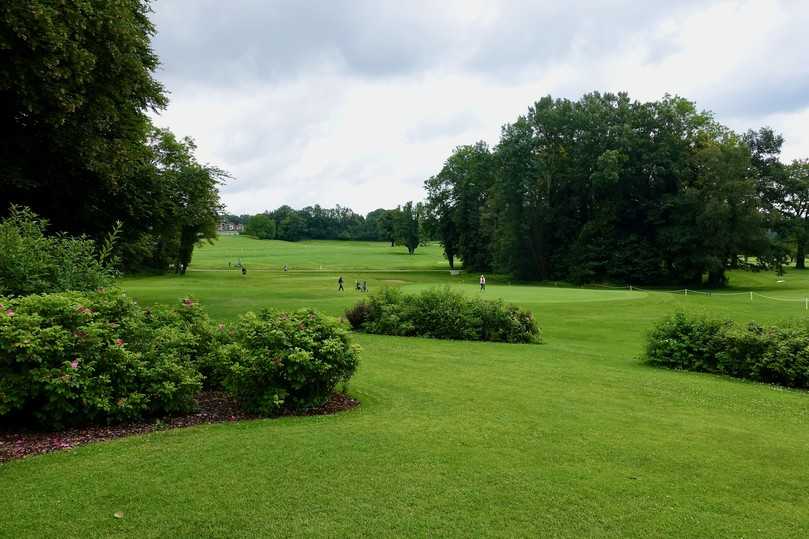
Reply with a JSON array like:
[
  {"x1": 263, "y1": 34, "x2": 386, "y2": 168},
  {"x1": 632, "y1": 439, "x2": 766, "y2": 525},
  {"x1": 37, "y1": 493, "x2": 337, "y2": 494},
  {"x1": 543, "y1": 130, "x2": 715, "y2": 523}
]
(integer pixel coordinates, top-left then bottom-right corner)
[
  {"x1": 1, "y1": 1, "x2": 224, "y2": 274},
  {"x1": 424, "y1": 93, "x2": 809, "y2": 285},
  {"x1": 237, "y1": 203, "x2": 426, "y2": 254}
]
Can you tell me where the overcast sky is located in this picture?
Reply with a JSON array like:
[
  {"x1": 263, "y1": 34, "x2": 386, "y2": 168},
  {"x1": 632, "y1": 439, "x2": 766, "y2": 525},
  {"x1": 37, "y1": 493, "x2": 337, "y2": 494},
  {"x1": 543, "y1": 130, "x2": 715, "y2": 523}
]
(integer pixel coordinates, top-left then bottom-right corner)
[{"x1": 149, "y1": 0, "x2": 809, "y2": 216}]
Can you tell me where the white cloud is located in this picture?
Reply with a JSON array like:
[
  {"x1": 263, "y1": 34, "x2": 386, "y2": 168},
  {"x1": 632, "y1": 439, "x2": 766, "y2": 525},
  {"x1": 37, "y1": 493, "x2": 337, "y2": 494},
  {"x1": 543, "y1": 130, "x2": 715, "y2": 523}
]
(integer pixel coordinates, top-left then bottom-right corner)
[{"x1": 149, "y1": 0, "x2": 809, "y2": 215}]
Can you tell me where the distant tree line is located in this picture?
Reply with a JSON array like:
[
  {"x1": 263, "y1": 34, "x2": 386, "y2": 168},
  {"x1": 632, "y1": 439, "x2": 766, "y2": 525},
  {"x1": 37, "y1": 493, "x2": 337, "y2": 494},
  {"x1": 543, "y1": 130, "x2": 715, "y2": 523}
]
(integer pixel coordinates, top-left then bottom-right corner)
[
  {"x1": 425, "y1": 92, "x2": 809, "y2": 285},
  {"x1": 241, "y1": 203, "x2": 427, "y2": 254},
  {"x1": 1, "y1": 1, "x2": 224, "y2": 274}
]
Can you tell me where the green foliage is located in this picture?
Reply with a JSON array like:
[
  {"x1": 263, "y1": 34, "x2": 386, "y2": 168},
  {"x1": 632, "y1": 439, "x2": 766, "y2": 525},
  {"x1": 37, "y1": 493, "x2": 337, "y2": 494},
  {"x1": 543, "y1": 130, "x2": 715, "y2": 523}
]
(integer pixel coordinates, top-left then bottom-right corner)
[
  {"x1": 240, "y1": 205, "x2": 403, "y2": 244},
  {"x1": 426, "y1": 93, "x2": 771, "y2": 284},
  {"x1": 0, "y1": 3, "x2": 227, "y2": 274},
  {"x1": 348, "y1": 287, "x2": 540, "y2": 343},
  {"x1": 244, "y1": 213, "x2": 276, "y2": 239},
  {"x1": 0, "y1": 289, "x2": 204, "y2": 429},
  {"x1": 0, "y1": 0, "x2": 165, "y2": 252},
  {"x1": 0, "y1": 206, "x2": 117, "y2": 296},
  {"x1": 0, "y1": 280, "x2": 361, "y2": 428},
  {"x1": 394, "y1": 201, "x2": 424, "y2": 255},
  {"x1": 147, "y1": 128, "x2": 226, "y2": 274},
  {"x1": 223, "y1": 309, "x2": 359, "y2": 416},
  {"x1": 646, "y1": 312, "x2": 809, "y2": 389}
]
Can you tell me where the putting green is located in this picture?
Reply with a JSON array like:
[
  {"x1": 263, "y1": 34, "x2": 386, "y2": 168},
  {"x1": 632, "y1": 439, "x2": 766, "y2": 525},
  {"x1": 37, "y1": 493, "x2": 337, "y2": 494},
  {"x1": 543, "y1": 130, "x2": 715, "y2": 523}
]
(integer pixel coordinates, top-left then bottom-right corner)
[{"x1": 400, "y1": 282, "x2": 647, "y2": 303}]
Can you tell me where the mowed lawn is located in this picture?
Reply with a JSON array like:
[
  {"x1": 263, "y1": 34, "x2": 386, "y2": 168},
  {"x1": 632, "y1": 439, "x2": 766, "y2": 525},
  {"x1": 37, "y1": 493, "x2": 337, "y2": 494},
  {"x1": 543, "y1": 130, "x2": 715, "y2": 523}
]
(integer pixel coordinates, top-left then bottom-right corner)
[{"x1": 2, "y1": 237, "x2": 809, "y2": 537}]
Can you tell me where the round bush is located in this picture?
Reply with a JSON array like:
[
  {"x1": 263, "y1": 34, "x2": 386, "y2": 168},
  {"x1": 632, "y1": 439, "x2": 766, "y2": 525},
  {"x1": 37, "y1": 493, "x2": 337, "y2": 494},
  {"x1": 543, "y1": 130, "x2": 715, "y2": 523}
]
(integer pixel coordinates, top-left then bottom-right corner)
[{"x1": 224, "y1": 309, "x2": 359, "y2": 416}]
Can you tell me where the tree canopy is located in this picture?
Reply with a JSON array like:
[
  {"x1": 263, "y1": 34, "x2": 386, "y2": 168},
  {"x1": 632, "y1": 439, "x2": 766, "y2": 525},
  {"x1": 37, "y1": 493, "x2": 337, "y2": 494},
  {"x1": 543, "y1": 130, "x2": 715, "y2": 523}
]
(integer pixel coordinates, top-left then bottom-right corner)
[
  {"x1": 0, "y1": 0, "x2": 225, "y2": 273},
  {"x1": 425, "y1": 93, "x2": 779, "y2": 285}
]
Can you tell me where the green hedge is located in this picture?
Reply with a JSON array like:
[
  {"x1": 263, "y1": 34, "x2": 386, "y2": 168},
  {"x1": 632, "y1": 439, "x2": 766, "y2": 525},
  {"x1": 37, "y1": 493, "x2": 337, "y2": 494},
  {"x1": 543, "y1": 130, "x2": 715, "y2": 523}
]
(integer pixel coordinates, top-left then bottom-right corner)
[
  {"x1": 0, "y1": 291, "x2": 359, "y2": 430},
  {"x1": 345, "y1": 287, "x2": 540, "y2": 343},
  {"x1": 646, "y1": 312, "x2": 809, "y2": 389}
]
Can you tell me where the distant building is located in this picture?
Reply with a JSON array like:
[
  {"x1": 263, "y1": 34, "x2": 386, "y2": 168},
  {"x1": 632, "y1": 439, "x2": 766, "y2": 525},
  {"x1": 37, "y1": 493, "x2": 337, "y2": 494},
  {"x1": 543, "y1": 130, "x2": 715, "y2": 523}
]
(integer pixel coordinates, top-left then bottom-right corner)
[{"x1": 217, "y1": 220, "x2": 244, "y2": 235}]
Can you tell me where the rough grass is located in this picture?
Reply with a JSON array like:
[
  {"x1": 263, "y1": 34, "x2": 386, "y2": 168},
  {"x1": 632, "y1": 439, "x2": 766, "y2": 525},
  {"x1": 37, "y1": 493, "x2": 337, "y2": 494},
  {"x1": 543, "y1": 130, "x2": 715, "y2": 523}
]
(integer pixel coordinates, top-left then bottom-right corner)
[{"x1": 3, "y1": 236, "x2": 809, "y2": 537}]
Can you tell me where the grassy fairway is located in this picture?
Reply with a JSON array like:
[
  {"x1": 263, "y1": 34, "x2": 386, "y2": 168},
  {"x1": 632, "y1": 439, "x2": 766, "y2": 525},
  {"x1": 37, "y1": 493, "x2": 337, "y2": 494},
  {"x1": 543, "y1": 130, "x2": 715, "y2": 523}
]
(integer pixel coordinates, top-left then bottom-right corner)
[
  {"x1": 190, "y1": 235, "x2": 449, "y2": 270},
  {"x1": 3, "y1": 237, "x2": 809, "y2": 537}
]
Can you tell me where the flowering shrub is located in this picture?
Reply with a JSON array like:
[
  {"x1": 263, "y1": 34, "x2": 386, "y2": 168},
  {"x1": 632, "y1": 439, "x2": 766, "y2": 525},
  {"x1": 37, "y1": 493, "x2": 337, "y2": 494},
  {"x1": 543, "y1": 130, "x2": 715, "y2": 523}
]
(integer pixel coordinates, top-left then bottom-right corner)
[
  {"x1": 0, "y1": 290, "x2": 203, "y2": 429},
  {"x1": 346, "y1": 287, "x2": 540, "y2": 344},
  {"x1": 646, "y1": 312, "x2": 809, "y2": 389},
  {"x1": 0, "y1": 290, "x2": 362, "y2": 429},
  {"x1": 224, "y1": 309, "x2": 360, "y2": 416}
]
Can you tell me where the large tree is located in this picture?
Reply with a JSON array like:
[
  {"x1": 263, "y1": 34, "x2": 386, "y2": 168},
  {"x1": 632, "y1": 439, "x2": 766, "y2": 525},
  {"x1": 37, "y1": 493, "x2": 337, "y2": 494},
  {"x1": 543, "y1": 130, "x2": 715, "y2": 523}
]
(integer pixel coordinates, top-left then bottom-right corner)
[
  {"x1": 1, "y1": 0, "x2": 166, "y2": 238},
  {"x1": 147, "y1": 128, "x2": 224, "y2": 274},
  {"x1": 394, "y1": 202, "x2": 422, "y2": 255}
]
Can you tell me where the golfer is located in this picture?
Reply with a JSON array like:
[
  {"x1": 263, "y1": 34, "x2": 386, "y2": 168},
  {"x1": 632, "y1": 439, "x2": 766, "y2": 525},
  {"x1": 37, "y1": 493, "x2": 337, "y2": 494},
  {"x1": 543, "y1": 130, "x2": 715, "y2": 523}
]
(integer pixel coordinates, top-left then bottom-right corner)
[
  {"x1": 480, "y1": 274, "x2": 486, "y2": 291},
  {"x1": 338, "y1": 275, "x2": 344, "y2": 291}
]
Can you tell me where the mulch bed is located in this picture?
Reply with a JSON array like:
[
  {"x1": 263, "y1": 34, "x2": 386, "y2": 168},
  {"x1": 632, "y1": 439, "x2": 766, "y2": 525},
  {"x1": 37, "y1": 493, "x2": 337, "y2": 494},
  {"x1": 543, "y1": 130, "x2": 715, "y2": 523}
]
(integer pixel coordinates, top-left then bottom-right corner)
[{"x1": 0, "y1": 392, "x2": 359, "y2": 463}]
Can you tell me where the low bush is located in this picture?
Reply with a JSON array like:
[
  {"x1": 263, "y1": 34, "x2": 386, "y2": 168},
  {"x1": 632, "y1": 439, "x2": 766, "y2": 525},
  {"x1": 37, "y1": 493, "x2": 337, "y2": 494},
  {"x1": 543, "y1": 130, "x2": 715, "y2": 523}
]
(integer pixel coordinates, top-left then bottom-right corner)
[
  {"x1": 223, "y1": 309, "x2": 360, "y2": 415},
  {"x1": 0, "y1": 205, "x2": 118, "y2": 296},
  {"x1": 646, "y1": 312, "x2": 809, "y2": 389},
  {"x1": 346, "y1": 287, "x2": 540, "y2": 343},
  {"x1": 0, "y1": 290, "x2": 361, "y2": 429},
  {"x1": 0, "y1": 290, "x2": 206, "y2": 429}
]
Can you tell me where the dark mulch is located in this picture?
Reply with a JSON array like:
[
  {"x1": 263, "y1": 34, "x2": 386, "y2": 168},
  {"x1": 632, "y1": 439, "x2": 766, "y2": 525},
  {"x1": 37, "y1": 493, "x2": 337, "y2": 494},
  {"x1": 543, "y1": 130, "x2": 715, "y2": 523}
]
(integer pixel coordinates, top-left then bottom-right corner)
[{"x1": 0, "y1": 392, "x2": 359, "y2": 463}]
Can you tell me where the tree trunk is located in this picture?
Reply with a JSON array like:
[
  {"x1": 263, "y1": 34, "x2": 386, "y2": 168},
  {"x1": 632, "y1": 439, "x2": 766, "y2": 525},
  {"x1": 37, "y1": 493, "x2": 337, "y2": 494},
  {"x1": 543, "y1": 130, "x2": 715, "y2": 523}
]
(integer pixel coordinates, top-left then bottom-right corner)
[
  {"x1": 796, "y1": 239, "x2": 806, "y2": 269},
  {"x1": 448, "y1": 254, "x2": 454, "y2": 269},
  {"x1": 390, "y1": 239, "x2": 395, "y2": 247}
]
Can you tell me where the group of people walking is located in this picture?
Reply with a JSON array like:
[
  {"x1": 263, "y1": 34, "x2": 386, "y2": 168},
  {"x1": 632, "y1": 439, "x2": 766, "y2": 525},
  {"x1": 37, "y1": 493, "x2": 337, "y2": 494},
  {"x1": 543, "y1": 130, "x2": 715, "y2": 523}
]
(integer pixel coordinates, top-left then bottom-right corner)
[
  {"x1": 337, "y1": 274, "x2": 487, "y2": 292},
  {"x1": 337, "y1": 276, "x2": 367, "y2": 293}
]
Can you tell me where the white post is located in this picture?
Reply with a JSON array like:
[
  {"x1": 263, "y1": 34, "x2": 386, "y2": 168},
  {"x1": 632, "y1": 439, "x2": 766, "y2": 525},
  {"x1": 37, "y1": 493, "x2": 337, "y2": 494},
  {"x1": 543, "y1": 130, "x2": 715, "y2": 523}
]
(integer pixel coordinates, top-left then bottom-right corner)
[
  {"x1": 630, "y1": 284, "x2": 633, "y2": 292},
  {"x1": 750, "y1": 291, "x2": 753, "y2": 302},
  {"x1": 685, "y1": 289, "x2": 688, "y2": 296}
]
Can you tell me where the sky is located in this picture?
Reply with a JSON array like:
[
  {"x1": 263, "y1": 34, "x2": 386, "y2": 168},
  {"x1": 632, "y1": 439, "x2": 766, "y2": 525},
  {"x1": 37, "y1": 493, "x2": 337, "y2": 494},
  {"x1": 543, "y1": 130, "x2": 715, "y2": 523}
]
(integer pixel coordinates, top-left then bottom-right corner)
[{"x1": 148, "y1": 0, "x2": 809, "y2": 216}]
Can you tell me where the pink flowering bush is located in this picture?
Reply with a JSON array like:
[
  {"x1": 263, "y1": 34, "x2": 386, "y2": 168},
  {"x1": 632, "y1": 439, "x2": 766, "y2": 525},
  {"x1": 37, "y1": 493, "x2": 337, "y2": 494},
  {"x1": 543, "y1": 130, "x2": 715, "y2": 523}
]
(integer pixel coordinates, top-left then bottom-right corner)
[
  {"x1": 0, "y1": 290, "x2": 204, "y2": 429},
  {"x1": 0, "y1": 290, "x2": 362, "y2": 429}
]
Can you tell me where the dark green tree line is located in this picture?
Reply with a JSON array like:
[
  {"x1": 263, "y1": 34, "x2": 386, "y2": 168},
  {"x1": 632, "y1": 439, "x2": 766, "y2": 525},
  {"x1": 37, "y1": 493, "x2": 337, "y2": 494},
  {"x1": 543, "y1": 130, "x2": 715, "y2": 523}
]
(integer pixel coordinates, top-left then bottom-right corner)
[{"x1": 426, "y1": 92, "x2": 781, "y2": 285}]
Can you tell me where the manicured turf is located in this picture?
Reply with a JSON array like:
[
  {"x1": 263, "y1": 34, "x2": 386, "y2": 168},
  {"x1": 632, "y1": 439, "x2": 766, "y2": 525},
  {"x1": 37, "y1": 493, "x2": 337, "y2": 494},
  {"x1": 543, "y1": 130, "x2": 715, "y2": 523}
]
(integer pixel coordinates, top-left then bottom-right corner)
[
  {"x1": 190, "y1": 235, "x2": 449, "y2": 270},
  {"x1": 3, "y1": 236, "x2": 809, "y2": 537}
]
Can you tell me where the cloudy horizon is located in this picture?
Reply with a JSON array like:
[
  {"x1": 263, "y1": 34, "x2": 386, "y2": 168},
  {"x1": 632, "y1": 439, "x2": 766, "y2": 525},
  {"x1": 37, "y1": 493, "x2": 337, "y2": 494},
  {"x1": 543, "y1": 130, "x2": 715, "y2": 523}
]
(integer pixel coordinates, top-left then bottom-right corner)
[{"x1": 148, "y1": 0, "x2": 809, "y2": 216}]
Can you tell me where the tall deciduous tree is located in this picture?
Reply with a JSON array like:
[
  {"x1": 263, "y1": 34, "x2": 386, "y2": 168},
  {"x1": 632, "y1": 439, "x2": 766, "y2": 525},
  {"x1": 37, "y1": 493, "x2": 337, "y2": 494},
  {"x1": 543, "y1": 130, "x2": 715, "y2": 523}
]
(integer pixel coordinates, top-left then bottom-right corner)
[
  {"x1": 1, "y1": 0, "x2": 166, "y2": 238},
  {"x1": 147, "y1": 128, "x2": 224, "y2": 274},
  {"x1": 394, "y1": 202, "x2": 422, "y2": 255}
]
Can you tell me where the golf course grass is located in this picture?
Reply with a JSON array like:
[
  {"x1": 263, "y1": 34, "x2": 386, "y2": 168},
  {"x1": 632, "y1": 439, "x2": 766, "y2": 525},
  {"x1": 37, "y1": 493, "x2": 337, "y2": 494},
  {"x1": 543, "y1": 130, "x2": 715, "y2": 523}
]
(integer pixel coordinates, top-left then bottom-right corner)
[{"x1": 2, "y1": 236, "x2": 809, "y2": 537}]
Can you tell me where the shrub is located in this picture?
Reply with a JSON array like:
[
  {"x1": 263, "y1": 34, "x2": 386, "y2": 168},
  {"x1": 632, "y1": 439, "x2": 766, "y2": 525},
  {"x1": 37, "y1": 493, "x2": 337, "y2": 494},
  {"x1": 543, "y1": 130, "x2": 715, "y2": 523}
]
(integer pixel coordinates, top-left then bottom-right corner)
[
  {"x1": 0, "y1": 205, "x2": 118, "y2": 296},
  {"x1": 0, "y1": 290, "x2": 204, "y2": 429},
  {"x1": 223, "y1": 309, "x2": 359, "y2": 416},
  {"x1": 344, "y1": 300, "x2": 371, "y2": 330},
  {"x1": 346, "y1": 286, "x2": 540, "y2": 343},
  {"x1": 140, "y1": 297, "x2": 227, "y2": 389},
  {"x1": 645, "y1": 312, "x2": 728, "y2": 371},
  {"x1": 645, "y1": 312, "x2": 809, "y2": 389}
]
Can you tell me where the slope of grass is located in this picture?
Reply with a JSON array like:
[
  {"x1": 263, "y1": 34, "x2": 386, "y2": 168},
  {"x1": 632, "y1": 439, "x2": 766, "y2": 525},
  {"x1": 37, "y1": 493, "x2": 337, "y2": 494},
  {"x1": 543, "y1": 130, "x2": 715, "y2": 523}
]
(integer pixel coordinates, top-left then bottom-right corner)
[
  {"x1": 3, "y1": 238, "x2": 809, "y2": 537},
  {"x1": 189, "y1": 235, "x2": 449, "y2": 270}
]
